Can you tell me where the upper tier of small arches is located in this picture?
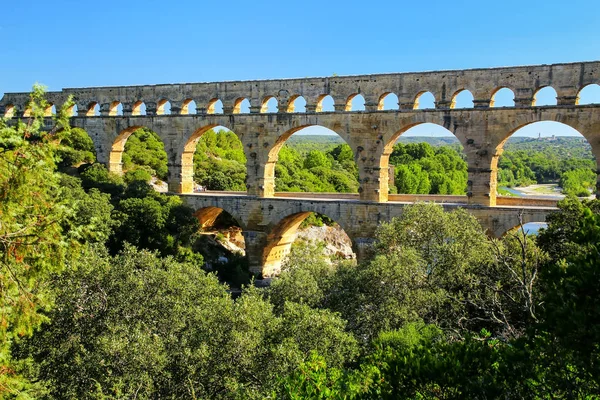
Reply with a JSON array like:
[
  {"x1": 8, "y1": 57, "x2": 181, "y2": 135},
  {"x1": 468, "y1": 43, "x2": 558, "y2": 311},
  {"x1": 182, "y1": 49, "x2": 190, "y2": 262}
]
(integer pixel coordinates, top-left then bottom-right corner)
[{"x1": 2, "y1": 61, "x2": 600, "y2": 118}]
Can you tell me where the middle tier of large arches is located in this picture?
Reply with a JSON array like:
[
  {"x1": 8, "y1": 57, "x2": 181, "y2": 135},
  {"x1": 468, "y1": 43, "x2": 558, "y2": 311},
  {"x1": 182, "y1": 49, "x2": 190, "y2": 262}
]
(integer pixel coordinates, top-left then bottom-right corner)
[{"x1": 70, "y1": 105, "x2": 600, "y2": 204}]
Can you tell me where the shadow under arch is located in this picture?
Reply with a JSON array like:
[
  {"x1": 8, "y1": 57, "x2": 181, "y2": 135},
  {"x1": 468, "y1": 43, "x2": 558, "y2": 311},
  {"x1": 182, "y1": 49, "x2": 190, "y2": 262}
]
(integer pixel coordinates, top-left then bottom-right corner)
[
  {"x1": 263, "y1": 211, "x2": 356, "y2": 278},
  {"x1": 194, "y1": 206, "x2": 246, "y2": 231},
  {"x1": 491, "y1": 120, "x2": 598, "y2": 204},
  {"x1": 4, "y1": 104, "x2": 15, "y2": 118},
  {"x1": 264, "y1": 124, "x2": 358, "y2": 197},
  {"x1": 181, "y1": 99, "x2": 197, "y2": 115},
  {"x1": 379, "y1": 122, "x2": 468, "y2": 199}
]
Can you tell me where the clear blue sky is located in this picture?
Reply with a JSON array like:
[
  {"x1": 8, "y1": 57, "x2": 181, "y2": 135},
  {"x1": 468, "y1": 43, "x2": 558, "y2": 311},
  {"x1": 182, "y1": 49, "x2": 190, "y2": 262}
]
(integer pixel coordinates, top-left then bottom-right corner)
[{"x1": 2, "y1": 0, "x2": 599, "y2": 137}]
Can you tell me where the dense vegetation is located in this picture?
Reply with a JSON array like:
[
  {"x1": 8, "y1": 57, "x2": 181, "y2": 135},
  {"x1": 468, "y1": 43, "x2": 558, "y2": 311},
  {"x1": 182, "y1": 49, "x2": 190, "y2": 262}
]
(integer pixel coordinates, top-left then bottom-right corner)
[
  {"x1": 498, "y1": 137, "x2": 596, "y2": 195},
  {"x1": 2, "y1": 90, "x2": 599, "y2": 398}
]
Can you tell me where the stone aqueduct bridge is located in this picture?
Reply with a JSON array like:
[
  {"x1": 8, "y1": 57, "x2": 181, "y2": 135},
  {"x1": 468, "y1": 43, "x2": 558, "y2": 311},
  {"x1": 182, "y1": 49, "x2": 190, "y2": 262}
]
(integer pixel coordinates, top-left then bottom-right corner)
[{"x1": 2, "y1": 61, "x2": 600, "y2": 276}]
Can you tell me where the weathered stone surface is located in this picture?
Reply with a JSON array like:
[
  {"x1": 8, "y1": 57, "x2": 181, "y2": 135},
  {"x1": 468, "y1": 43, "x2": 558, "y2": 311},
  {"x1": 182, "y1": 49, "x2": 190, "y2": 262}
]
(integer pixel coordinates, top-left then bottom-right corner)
[
  {"x1": 182, "y1": 193, "x2": 553, "y2": 277},
  {"x1": 2, "y1": 61, "x2": 598, "y2": 276}
]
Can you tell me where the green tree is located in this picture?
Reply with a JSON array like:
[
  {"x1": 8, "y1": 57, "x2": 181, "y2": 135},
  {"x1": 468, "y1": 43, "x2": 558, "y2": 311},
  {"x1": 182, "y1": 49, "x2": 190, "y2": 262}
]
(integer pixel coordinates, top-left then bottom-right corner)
[
  {"x1": 122, "y1": 128, "x2": 168, "y2": 180},
  {"x1": 0, "y1": 85, "x2": 78, "y2": 395}
]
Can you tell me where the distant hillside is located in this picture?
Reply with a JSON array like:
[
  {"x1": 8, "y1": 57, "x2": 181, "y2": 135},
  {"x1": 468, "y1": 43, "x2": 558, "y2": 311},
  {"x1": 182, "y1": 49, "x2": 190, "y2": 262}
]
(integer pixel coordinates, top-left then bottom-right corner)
[{"x1": 286, "y1": 135, "x2": 592, "y2": 157}]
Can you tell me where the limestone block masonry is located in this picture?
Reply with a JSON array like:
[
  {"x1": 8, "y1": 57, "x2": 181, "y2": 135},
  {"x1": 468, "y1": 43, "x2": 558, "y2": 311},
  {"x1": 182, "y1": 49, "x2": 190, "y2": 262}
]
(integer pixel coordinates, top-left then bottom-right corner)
[{"x1": 2, "y1": 61, "x2": 599, "y2": 276}]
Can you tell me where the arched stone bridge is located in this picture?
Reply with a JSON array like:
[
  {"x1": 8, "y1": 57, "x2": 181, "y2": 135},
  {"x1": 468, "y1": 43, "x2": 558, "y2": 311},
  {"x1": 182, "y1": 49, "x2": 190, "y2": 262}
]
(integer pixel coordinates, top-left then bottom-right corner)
[
  {"x1": 183, "y1": 192, "x2": 555, "y2": 277},
  {"x1": 2, "y1": 61, "x2": 599, "y2": 275}
]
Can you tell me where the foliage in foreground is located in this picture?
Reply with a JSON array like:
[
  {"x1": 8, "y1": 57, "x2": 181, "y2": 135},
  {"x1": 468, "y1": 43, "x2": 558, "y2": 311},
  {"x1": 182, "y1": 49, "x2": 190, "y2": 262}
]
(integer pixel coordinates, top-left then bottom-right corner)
[{"x1": 16, "y1": 245, "x2": 357, "y2": 399}]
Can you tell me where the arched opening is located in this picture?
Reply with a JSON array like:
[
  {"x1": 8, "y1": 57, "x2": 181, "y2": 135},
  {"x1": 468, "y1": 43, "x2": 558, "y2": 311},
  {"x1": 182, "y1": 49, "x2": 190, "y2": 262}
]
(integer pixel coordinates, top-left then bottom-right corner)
[
  {"x1": 451, "y1": 89, "x2": 474, "y2": 109},
  {"x1": 157, "y1": 99, "x2": 171, "y2": 115},
  {"x1": 414, "y1": 91, "x2": 436, "y2": 109},
  {"x1": 378, "y1": 92, "x2": 399, "y2": 110},
  {"x1": 121, "y1": 128, "x2": 169, "y2": 185},
  {"x1": 287, "y1": 95, "x2": 306, "y2": 113},
  {"x1": 345, "y1": 93, "x2": 365, "y2": 111},
  {"x1": 263, "y1": 211, "x2": 356, "y2": 277},
  {"x1": 109, "y1": 101, "x2": 123, "y2": 116},
  {"x1": 494, "y1": 121, "x2": 596, "y2": 201},
  {"x1": 132, "y1": 101, "x2": 146, "y2": 116},
  {"x1": 233, "y1": 98, "x2": 251, "y2": 114},
  {"x1": 87, "y1": 102, "x2": 100, "y2": 116},
  {"x1": 23, "y1": 107, "x2": 32, "y2": 118},
  {"x1": 181, "y1": 99, "x2": 197, "y2": 115},
  {"x1": 577, "y1": 84, "x2": 600, "y2": 105},
  {"x1": 192, "y1": 207, "x2": 250, "y2": 287},
  {"x1": 316, "y1": 95, "x2": 334, "y2": 112},
  {"x1": 266, "y1": 125, "x2": 359, "y2": 197},
  {"x1": 177, "y1": 125, "x2": 246, "y2": 194},
  {"x1": 207, "y1": 99, "x2": 223, "y2": 114},
  {"x1": 110, "y1": 126, "x2": 168, "y2": 181},
  {"x1": 44, "y1": 104, "x2": 55, "y2": 117},
  {"x1": 381, "y1": 123, "x2": 468, "y2": 198},
  {"x1": 4, "y1": 104, "x2": 15, "y2": 118},
  {"x1": 70, "y1": 104, "x2": 78, "y2": 116},
  {"x1": 491, "y1": 87, "x2": 515, "y2": 107},
  {"x1": 533, "y1": 86, "x2": 558, "y2": 106},
  {"x1": 261, "y1": 96, "x2": 278, "y2": 113}
]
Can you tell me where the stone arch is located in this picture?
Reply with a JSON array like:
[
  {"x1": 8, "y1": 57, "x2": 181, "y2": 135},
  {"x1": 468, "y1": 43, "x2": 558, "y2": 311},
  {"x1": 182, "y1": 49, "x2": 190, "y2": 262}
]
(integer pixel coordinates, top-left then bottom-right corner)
[
  {"x1": 4, "y1": 104, "x2": 15, "y2": 118},
  {"x1": 194, "y1": 206, "x2": 246, "y2": 230},
  {"x1": 287, "y1": 95, "x2": 306, "y2": 113},
  {"x1": 532, "y1": 86, "x2": 558, "y2": 106},
  {"x1": 491, "y1": 87, "x2": 515, "y2": 107},
  {"x1": 132, "y1": 101, "x2": 146, "y2": 116},
  {"x1": 157, "y1": 99, "x2": 171, "y2": 115},
  {"x1": 174, "y1": 124, "x2": 245, "y2": 193},
  {"x1": 316, "y1": 94, "x2": 334, "y2": 112},
  {"x1": 23, "y1": 107, "x2": 32, "y2": 117},
  {"x1": 70, "y1": 104, "x2": 78, "y2": 116},
  {"x1": 576, "y1": 84, "x2": 600, "y2": 105},
  {"x1": 109, "y1": 125, "x2": 151, "y2": 174},
  {"x1": 450, "y1": 89, "x2": 474, "y2": 109},
  {"x1": 262, "y1": 211, "x2": 355, "y2": 277},
  {"x1": 380, "y1": 122, "x2": 468, "y2": 199},
  {"x1": 378, "y1": 92, "x2": 399, "y2": 110},
  {"x1": 491, "y1": 119, "x2": 597, "y2": 204},
  {"x1": 85, "y1": 102, "x2": 100, "y2": 116},
  {"x1": 345, "y1": 93, "x2": 365, "y2": 111},
  {"x1": 264, "y1": 124, "x2": 358, "y2": 197},
  {"x1": 207, "y1": 98, "x2": 223, "y2": 114},
  {"x1": 109, "y1": 101, "x2": 123, "y2": 116},
  {"x1": 181, "y1": 99, "x2": 197, "y2": 115},
  {"x1": 233, "y1": 98, "x2": 251, "y2": 114},
  {"x1": 414, "y1": 91, "x2": 436, "y2": 109},
  {"x1": 43, "y1": 103, "x2": 56, "y2": 117},
  {"x1": 261, "y1": 96, "x2": 278, "y2": 113}
]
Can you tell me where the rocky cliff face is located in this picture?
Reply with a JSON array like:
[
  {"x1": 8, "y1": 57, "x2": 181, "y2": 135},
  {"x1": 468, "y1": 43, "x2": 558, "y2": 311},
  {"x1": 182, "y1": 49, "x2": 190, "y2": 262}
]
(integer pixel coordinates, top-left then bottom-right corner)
[
  {"x1": 296, "y1": 224, "x2": 355, "y2": 260},
  {"x1": 203, "y1": 224, "x2": 355, "y2": 262}
]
